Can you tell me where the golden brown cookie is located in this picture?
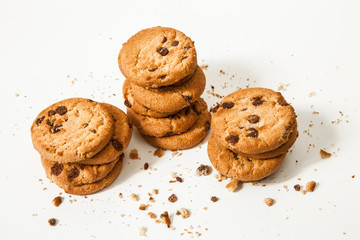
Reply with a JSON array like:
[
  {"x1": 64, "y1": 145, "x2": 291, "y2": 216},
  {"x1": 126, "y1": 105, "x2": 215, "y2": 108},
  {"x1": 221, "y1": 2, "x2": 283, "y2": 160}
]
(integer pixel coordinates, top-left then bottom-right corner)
[
  {"x1": 211, "y1": 88, "x2": 296, "y2": 155},
  {"x1": 53, "y1": 156, "x2": 123, "y2": 195},
  {"x1": 127, "y1": 66, "x2": 205, "y2": 114},
  {"x1": 31, "y1": 98, "x2": 114, "y2": 163},
  {"x1": 118, "y1": 26, "x2": 197, "y2": 88},
  {"x1": 127, "y1": 98, "x2": 207, "y2": 137},
  {"x1": 78, "y1": 103, "x2": 133, "y2": 165},
  {"x1": 141, "y1": 106, "x2": 211, "y2": 150},
  {"x1": 207, "y1": 133, "x2": 285, "y2": 181},
  {"x1": 41, "y1": 154, "x2": 122, "y2": 186}
]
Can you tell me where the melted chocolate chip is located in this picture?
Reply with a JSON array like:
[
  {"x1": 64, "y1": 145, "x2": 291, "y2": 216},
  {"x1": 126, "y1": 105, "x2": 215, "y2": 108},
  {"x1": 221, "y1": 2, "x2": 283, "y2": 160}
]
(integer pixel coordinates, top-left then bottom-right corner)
[
  {"x1": 222, "y1": 102, "x2": 234, "y2": 109},
  {"x1": 46, "y1": 119, "x2": 53, "y2": 127},
  {"x1": 35, "y1": 116, "x2": 45, "y2": 125},
  {"x1": 124, "y1": 99, "x2": 132, "y2": 108},
  {"x1": 157, "y1": 47, "x2": 169, "y2": 56},
  {"x1": 143, "y1": 105, "x2": 150, "y2": 110},
  {"x1": 67, "y1": 167, "x2": 79, "y2": 179},
  {"x1": 161, "y1": 37, "x2": 167, "y2": 43},
  {"x1": 149, "y1": 68, "x2": 158, "y2": 72},
  {"x1": 182, "y1": 95, "x2": 192, "y2": 103},
  {"x1": 226, "y1": 135, "x2": 239, "y2": 144},
  {"x1": 248, "y1": 115, "x2": 260, "y2": 123},
  {"x1": 183, "y1": 46, "x2": 191, "y2": 50},
  {"x1": 252, "y1": 97, "x2": 264, "y2": 106},
  {"x1": 55, "y1": 106, "x2": 67, "y2": 115},
  {"x1": 51, "y1": 163, "x2": 64, "y2": 176},
  {"x1": 48, "y1": 110, "x2": 56, "y2": 117},
  {"x1": 230, "y1": 150, "x2": 239, "y2": 160},
  {"x1": 171, "y1": 41, "x2": 179, "y2": 46},
  {"x1": 51, "y1": 124, "x2": 62, "y2": 133},
  {"x1": 160, "y1": 75, "x2": 167, "y2": 79},
  {"x1": 246, "y1": 128, "x2": 258, "y2": 138},
  {"x1": 279, "y1": 100, "x2": 289, "y2": 106},
  {"x1": 111, "y1": 139, "x2": 123, "y2": 151}
]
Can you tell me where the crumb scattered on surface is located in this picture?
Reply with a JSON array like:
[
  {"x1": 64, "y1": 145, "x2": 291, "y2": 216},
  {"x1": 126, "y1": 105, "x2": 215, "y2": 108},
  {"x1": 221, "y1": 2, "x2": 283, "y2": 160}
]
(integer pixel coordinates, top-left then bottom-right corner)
[
  {"x1": 178, "y1": 208, "x2": 190, "y2": 219},
  {"x1": 130, "y1": 149, "x2": 139, "y2": 159},
  {"x1": 195, "y1": 164, "x2": 212, "y2": 176},
  {"x1": 200, "y1": 64, "x2": 208, "y2": 70},
  {"x1": 226, "y1": 179, "x2": 239, "y2": 192},
  {"x1": 154, "y1": 148, "x2": 164, "y2": 158},
  {"x1": 118, "y1": 193, "x2": 123, "y2": 198},
  {"x1": 306, "y1": 181, "x2": 316, "y2": 192},
  {"x1": 309, "y1": 92, "x2": 316, "y2": 97},
  {"x1": 264, "y1": 198, "x2": 275, "y2": 206},
  {"x1": 48, "y1": 218, "x2": 57, "y2": 226},
  {"x1": 168, "y1": 194, "x2": 178, "y2": 203},
  {"x1": 130, "y1": 193, "x2": 139, "y2": 201},
  {"x1": 294, "y1": 184, "x2": 301, "y2": 191},
  {"x1": 160, "y1": 211, "x2": 171, "y2": 228},
  {"x1": 320, "y1": 149, "x2": 332, "y2": 159},
  {"x1": 352, "y1": 175, "x2": 355, "y2": 178},
  {"x1": 52, "y1": 196, "x2": 63, "y2": 207},
  {"x1": 139, "y1": 226, "x2": 147, "y2": 237},
  {"x1": 153, "y1": 189, "x2": 159, "y2": 195},
  {"x1": 148, "y1": 212, "x2": 156, "y2": 219},
  {"x1": 144, "y1": 162, "x2": 149, "y2": 170},
  {"x1": 176, "y1": 176, "x2": 183, "y2": 183},
  {"x1": 277, "y1": 83, "x2": 289, "y2": 91},
  {"x1": 211, "y1": 196, "x2": 218, "y2": 202},
  {"x1": 301, "y1": 189, "x2": 307, "y2": 195},
  {"x1": 139, "y1": 204, "x2": 147, "y2": 211}
]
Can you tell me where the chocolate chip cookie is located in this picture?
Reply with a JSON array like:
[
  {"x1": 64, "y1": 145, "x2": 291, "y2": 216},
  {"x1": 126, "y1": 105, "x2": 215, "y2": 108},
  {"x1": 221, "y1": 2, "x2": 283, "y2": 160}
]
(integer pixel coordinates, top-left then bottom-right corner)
[
  {"x1": 118, "y1": 26, "x2": 197, "y2": 88},
  {"x1": 211, "y1": 88, "x2": 296, "y2": 155},
  {"x1": 31, "y1": 98, "x2": 115, "y2": 162}
]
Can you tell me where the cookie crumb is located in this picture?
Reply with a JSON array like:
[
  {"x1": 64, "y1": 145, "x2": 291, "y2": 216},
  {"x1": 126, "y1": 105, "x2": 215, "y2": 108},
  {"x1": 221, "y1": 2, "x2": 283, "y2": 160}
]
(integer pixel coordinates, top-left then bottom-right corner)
[
  {"x1": 264, "y1": 198, "x2": 275, "y2": 206},
  {"x1": 309, "y1": 92, "x2": 316, "y2": 97},
  {"x1": 168, "y1": 194, "x2": 178, "y2": 203},
  {"x1": 211, "y1": 196, "x2": 218, "y2": 202},
  {"x1": 301, "y1": 189, "x2": 307, "y2": 195},
  {"x1": 139, "y1": 204, "x2": 147, "y2": 211},
  {"x1": 200, "y1": 64, "x2": 208, "y2": 70},
  {"x1": 320, "y1": 149, "x2": 331, "y2": 159},
  {"x1": 294, "y1": 184, "x2": 301, "y2": 191},
  {"x1": 154, "y1": 148, "x2": 164, "y2": 158},
  {"x1": 139, "y1": 226, "x2": 147, "y2": 237},
  {"x1": 118, "y1": 193, "x2": 123, "y2": 198},
  {"x1": 195, "y1": 164, "x2": 212, "y2": 176},
  {"x1": 306, "y1": 181, "x2": 316, "y2": 192},
  {"x1": 48, "y1": 218, "x2": 57, "y2": 226},
  {"x1": 149, "y1": 196, "x2": 155, "y2": 202},
  {"x1": 52, "y1": 196, "x2": 63, "y2": 207},
  {"x1": 226, "y1": 179, "x2": 239, "y2": 192},
  {"x1": 178, "y1": 208, "x2": 190, "y2": 219},
  {"x1": 130, "y1": 149, "x2": 139, "y2": 159},
  {"x1": 160, "y1": 211, "x2": 171, "y2": 228},
  {"x1": 144, "y1": 162, "x2": 149, "y2": 170},
  {"x1": 130, "y1": 193, "x2": 139, "y2": 201},
  {"x1": 153, "y1": 189, "x2": 159, "y2": 195},
  {"x1": 148, "y1": 212, "x2": 156, "y2": 219},
  {"x1": 170, "y1": 172, "x2": 177, "y2": 178},
  {"x1": 352, "y1": 175, "x2": 355, "y2": 178}
]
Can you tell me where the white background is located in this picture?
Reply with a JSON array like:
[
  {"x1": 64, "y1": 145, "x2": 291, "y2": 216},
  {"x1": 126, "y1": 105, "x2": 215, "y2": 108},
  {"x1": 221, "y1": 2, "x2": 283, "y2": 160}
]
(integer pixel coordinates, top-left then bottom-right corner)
[{"x1": 1, "y1": 0, "x2": 359, "y2": 239}]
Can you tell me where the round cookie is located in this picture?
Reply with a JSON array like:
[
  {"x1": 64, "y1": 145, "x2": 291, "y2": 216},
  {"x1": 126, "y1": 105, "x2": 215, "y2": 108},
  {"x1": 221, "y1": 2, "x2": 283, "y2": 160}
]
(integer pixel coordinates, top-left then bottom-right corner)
[
  {"x1": 207, "y1": 133, "x2": 286, "y2": 181},
  {"x1": 31, "y1": 98, "x2": 115, "y2": 163},
  {"x1": 239, "y1": 121, "x2": 298, "y2": 159},
  {"x1": 78, "y1": 103, "x2": 133, "y2": 165},
  {"x1": 123, "y1": 80, "x2": 178, "y2": 118},
  {"x1": 53, "y1": 156, "x2": 123, "y2": 195},
  {"x1": 41, "y1": 154, "x2": 122, "y2": 186},
  {"x1": 118, "y1": 26, "x2": 197, "y2": 88},
  {"x1": 127, "y1": 98, "x2": 206, "y2": 137},
  {"x1": 141, "y1": 107, "x2": 211, "y2": 150},
  {"x1": 128, "y1": 66, "x2": 206, "y2": 113},
  {"x1": 211, "y1": 88, "x2": 296, "y2": 155}
]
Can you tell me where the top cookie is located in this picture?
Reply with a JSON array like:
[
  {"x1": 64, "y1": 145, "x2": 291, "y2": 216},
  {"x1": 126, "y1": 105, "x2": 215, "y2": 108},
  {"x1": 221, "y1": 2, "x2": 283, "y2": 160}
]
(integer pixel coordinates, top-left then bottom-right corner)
[
  {"x1": 31, "y1": 98, "x2": 115, "y2": 163},
  {"x1": 118, "y1": 26, "x2": 197, "y2": 88},
  {"x1": 211, "y1": 88, "x2": 296, "y2": 154}
]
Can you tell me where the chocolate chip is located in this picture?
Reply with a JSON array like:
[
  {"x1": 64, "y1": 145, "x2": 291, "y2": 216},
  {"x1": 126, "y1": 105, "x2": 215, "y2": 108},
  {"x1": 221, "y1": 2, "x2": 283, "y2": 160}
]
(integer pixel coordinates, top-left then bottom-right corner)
[
  {"x1": 205, "y1": 121, "x2": 211, "y2": 131},
  {"x1": 124, "y1": 99, "x2": 132, "y2": 108},
  {"x1": 294, "y1": 184, "x2": 301, "y2": 191},
  {"x1": 183, "y1": 46, "x2": 191, "y2": 50},
  {"x1": 51, "y1": 163, "x2": 64, "y2": 176},
  {"x1": 279, "y1": 100, "x2": 289, "y2": 106},
  {"x1": 226, "y1": 135, "x2": 239, "y2": 144},
  {"x1": 149, "y1": 68, "x2": 158, "y2": 72},
  {"x1": 51, "y1": 124, "x2": 62, "y2": 133},
  {"x1": 211, "y1": 196, "x2": 218, "y2": 202},
  {"x1": 55, "y1": 106, "x2": 67, "y2": 115},
  {"x1": 241, "y1": 108, "x2": 248, "y2": 111},
  {"x1": 210, "y1": 104, "x2": 220, "y2": 113},
  {"x1": 67, "y1": 167, "x2": 79, "y2": 179},
  {"x1": 157, "y1": 47, "x2": 169, "y2": 56},
  {"x1": 48, "y1": 110, "x2": 56, "y2": 117},
  {"x1": 161, "y1": 37, "x2": 167, "y2": 43},
  {"x1": 171, "y1": 41, "x2": 179, "y2": 46},
  {"x1": 182, "y1": 95, "x2": 192, "y2": 103},
  {"x1": 176, "y1": 176, "x2": 183, "y2": 182},
  {"x1": 35, "y1": 116, "x2": 45, "y2": 125},
  {"x1": 111, "y1": 139, "x2": 123, "y2": 151},
  {"x1": 248, "y1": 115, "x2": 260, "y2": 123},
  {"x1": 230, "y1": 150, "x2": 239, "y2": 160},
  {"x1": 252, "y1": 97, "x2": 264, "y2": 106},
  {"x1": 160, "y1": 75, "x2": 166, "y2": 79},
  {"x1": 246, "y1": 128, "x2": 258, "y2": 138},
  {"x1": 48, "y1": 218, "x2": 56, "y2": 226},
  {"x1": 222, "y1": 101, "x2": 234, "y2": 109},
  {"x1": 46, "y1": 119, "x2": 53, "y2": 127}
]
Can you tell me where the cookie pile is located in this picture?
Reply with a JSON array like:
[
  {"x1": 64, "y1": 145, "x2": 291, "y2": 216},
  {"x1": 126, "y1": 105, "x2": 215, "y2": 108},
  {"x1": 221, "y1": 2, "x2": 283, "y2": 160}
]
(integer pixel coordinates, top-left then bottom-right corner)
[
  {"x1": 208, "y1": 88, "x2": 298, "y2": 181},
  {"x1": 118, "y1": 26, "x2": 210, "y2": 150},
  {"x1": 31, "y1": 98, "x2": 133, "y2": 195}
]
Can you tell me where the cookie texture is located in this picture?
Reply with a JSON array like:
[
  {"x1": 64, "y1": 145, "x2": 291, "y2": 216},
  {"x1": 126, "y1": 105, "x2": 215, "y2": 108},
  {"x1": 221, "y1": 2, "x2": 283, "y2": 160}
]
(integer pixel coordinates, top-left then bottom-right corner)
[
  {"x1": 53, "y1": 156, "x2": 123, "y2": 195},
  {"x1": 41, "y1": 154, "x2": 122, "y2": 186},
  {"x1": 128, "y1": 66, "x2": 205, "y2": 113},
  {"x1": 118, "y1": 26, "x2": 197, "y2": 88},
  {"x1": 127, "y1": 98, "x2": 206, "y2": 137},
  {"x1": 31, "y1": 98, "x2": 115, "y2": 162},
  {"x1": 141, "y1": 106, "x2": 211, "y2": 150},
  {"x1": 207, "y1": 133, "x2": 285, "y2": 181},
  {"x1": 211, "y1": 88, "x2": 296, "y2": 154},
  {"x1": 78, "y1": 103, "x2": 133, "y2": 165}
]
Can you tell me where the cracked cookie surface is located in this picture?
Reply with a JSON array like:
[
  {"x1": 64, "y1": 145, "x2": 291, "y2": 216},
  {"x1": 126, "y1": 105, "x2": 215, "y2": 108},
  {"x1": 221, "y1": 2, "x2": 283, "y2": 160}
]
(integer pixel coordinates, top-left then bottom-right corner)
[
  {"x1": 207, "y1": 133, "x2": 285, "y2": 181},
  {"x1": 211, "y1": 88, "x2": 296, "y2": 154},
  {"x1": 118, "y1": 26, "x2": 197, "y2": 88},
  {"x1": 31, "y1": 98, "x2": 114, "y2": 163}
]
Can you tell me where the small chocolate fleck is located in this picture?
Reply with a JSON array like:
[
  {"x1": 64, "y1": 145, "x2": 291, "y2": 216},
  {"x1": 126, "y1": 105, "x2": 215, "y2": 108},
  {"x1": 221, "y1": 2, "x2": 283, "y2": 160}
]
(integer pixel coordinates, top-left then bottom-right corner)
[
  {"x1": 210, "y1": 104, "x2": 220, "y2": 113},
  {"x1": 183, "y1": 46, "x2": 191, "y2": 50},
  {"x1": 248, "y1": 115, "x2": 260, "y2": 123},
  {"x1": 176, "y1": 176, "x2": 183, "y2": 183},
  {"x1": 182, "y1": 95, "x2": 192, "y2": 103},
  {"x1": 51, "y1": 124, "x2": 62, "y2": 133},
  {"x1": 144, "y1": 162, "x2": 149, "y2": 170},
  {"x1": 246, "y1": 158, "x2": 252, "y2": 162},
  {"x1": 222, "y1": 102, "x2": 234, "y2": 109},
  {"x1": 226, "y1": 135, "x2": 239, "y2": 144},
  {"x1": 157, "y1": 47, "x2": 169, "y2": 56},
  {"x1": 143, "y1": 105, "x2": 150, "y2": 110},
  {"x1": 160, "y1": 75, "x2": 167, "y2": 79},
  {"x1": 252, "y1": 97, "x2": 264, "y2": 106},
  {"x1": 124, "y1": 99, "x2": 132, "y2": 108},
  {"x1": 51, "y1": 163, "x2": 64, "y2": 176},
  {"x1": 171, "y1": 41, "x2": 179, "y2": 46},
  {"x1": 241, "y1": 108, "x2": 248, "y2": 111},
  {"x1": 168, "y1": 194, "x2": 178, "y2": 203},
  {"x1": 149, "y1": 68, "x2": 158, "y2": 72},
  {"x1": 246, "y1": 128, "x2": 258, "y2": 138},
  {"x1": 230, "y1": 150, "x2": 239, "y2": 160},
  {"x1": 48, "y1": 218, "x2": 56, "y2": 226},
  {"x1": 67, "y1": 167, "x2": 79, "y2": 179},
  {"x1": 161, "y1": 37, "x2": 167, "y2": 43},
  {"x1": 91, "y1": 129, "x2": 97, "y2": 133},
  {"x1": 111, "y1": 139, "x2": 123, "y2": 151},
  {"x1": 55, "y1": 106, "x2": 67, "y2": 115},
  {"x1": 181, "y1": 56, "x2": 188, "y2": 61},
  {"x1": 79, "y1": 164, "x2": 86, "y2": 170},
  {"x1": 35, "y1": 116, "x2": 45, "y2": 125},
  {"x1": 211, "y1": 196, "x2": 218, "y2": 202},
  {"x1": 48, "y1": 110, "x2": 56, "y2": 117},
  {"x1": 279, "y1": 100, "x2": 289, "y2": 106}
]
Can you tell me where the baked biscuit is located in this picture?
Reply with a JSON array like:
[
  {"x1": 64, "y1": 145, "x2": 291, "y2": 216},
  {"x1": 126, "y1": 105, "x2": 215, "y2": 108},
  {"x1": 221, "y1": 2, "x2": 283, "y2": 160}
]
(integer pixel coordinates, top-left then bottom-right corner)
[
  {"x1": 31, "y1": 98, "x2": 114, "y2": 162},
  {"x1": 211, "y1": 88, "x2": 296, "y2": 154},
  {"x1": 118, "y1": 26, "x2": 197, "y2": 88}
]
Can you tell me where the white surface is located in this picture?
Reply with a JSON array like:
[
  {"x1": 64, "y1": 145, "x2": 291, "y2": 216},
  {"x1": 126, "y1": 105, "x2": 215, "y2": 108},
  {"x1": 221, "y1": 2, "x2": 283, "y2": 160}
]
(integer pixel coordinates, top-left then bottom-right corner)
[{"x1": 1, "y1": 0, "x2": 359, "y2": 239}]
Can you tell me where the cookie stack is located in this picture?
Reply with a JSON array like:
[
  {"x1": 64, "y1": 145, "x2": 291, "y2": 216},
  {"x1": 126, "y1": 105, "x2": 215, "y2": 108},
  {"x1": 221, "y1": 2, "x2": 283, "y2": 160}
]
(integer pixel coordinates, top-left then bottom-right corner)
[
  {"x1": 118, "y1": 26, "x2": 210, "y2": 150},
  {"x1": 31, "y1": 98, "x2": 133, "y2": 195},
  {"x1": 208, "y1": 88, "x2": 298, "y2": 181}
]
